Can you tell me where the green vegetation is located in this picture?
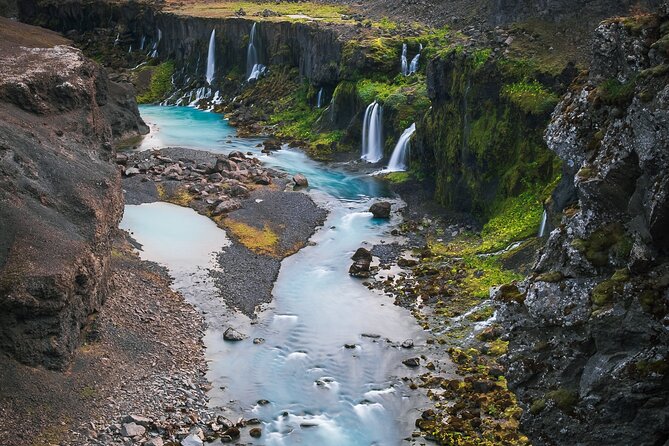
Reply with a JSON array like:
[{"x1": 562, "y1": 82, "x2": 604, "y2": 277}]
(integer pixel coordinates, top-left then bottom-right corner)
[
  {"x1": 546, "y1": 389, "x2": 578, "y2": 412},
  {"x1": 502, "y1": 81, "x2": 559, "y2": 115},
  {"x1": 383, "y1": 171, "x2": 411, "y2": 183},
  {"x1": 223, "y1": 219, "x2": 279, "y2": 256},
  {"x1": 135, "y1": 61, "x2": 175, "y2": 104},
  {"x1": 597, "y1": 77, "x2": 637, "y2": 106}
]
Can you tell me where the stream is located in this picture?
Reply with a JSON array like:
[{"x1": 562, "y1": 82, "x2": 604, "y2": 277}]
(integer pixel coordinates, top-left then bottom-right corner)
[{"x1": 120, "y1": 105, "x2": 430, "y2": 445}]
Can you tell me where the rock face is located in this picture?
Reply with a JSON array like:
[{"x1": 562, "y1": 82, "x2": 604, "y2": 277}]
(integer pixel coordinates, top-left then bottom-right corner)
[
  {"x1": 0, "y1": 20, "x2": 146, "y2": 369},
  {"x1": 499, "y1": 9, "x2": 669, "y2": 445}
]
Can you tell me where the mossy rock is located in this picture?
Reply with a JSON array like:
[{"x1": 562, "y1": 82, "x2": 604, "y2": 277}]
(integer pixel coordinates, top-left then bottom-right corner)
[
  {"x1": 546, "y1": 388, "x2": 578, "y2": 412},
  {"x1": 495, "y1": 284, "x2": 526, "y2": 304}
]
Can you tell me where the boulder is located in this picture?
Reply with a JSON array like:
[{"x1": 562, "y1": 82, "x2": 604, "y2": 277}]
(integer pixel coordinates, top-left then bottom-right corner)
[
  {"x1": 181, "y1": 434, "x2": 203, "y2": 446},
  {"x1": 402, "y1": 357, "x2": 420, "y2": 368},
  {"x1": 121, "y1": 422, "x2": 146, "y2": 437},
  {"x1": 349, "y1": 247, "x2": 373, "y2": 278},
  {"x1": 369, "y1": 201, "x2": 391, "y2": 218},
  {"x1": 292, "y1": 173, "x2": 309, "y2": 187},
  {"x1": 263, "y1": 138, "x2": 282, "y2": 151},
  {"x1": 250, "y1": 427, "x2": 262, "y2": 438},
  {"x1": 124, "y1": 166, "x2": 141, "y2": 176},
  {"x1": 223, "y1": 327, "x2": 247, "y2": 341},
  {"x1": 212, "y1": 199, "x2": 241, "y2": 216}
]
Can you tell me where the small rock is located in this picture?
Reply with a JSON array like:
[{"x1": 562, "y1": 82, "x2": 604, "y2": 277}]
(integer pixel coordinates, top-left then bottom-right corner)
[
  {"x1": 144, "y1": 438, "x2": 164, "y2": 446},
  {"x1": 369, "y1": 201, "x2": 391, "y2": 219},
  {"x1": 249, "y1": 427, "x2": 262, "y2": 438},
  {"x1": 253, "y1": 338, "x2": 265, "y2": 345},
  {"x1": 123, "y1": 415, "x2": 152, "y2": 427},
  {"x1": 402, "y1": 357, "x2": 420, "y2": 368},
  {"x1": 120, "y1": 423, "x2": 146, "y2": 438},
  {"x1": 223, "y1": 427, "x2": 240, "y2": 439},
  {"x1": 181, "y1": 433, "x2": 203, "y2": 446},
  {"x1": 401, "y1": 339, "x2": 414, "y2": 349},
  {"x1": 223, "y1": 327, "x2": 247, "y2": 341},
  {"x1": 292, "y1": 173, "x2": 309, "y2": 187},
  {"x1": 344, "y1": 344, "x2": 357, "y2": 349},
  {"x1": 124, "y1": 167, "x2": 141, "y2": 177}
]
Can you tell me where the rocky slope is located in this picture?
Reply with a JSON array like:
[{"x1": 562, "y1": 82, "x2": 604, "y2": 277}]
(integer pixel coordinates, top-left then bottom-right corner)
[
  {"x1": 498, "y1": 7, "x2": 669, "y2": 445},
  {"x1": 0, "y1": 18, "x2": 147, "y2": 370}
]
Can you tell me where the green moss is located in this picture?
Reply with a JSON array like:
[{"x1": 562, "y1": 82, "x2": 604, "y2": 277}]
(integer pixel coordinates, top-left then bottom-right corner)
[
  {"x1": 530, "y1": 399, "x2": 546, "y2": 415},
  {"x1": 135, "y1": 61, "x2": 175, "y2": 104},
  {"x1": 495, "y1": 283, "x2": 526, "y2": 304},
  {"x1": 591, "y1": 279, "x2": 620, "y2": 307},
  {"x1": 488, "y1": 339, "x2": 509, "y2": 356},
  {"x1": 535, "y1": 271, "x2": 564, "y2": 283},
  {"x1": 467, "y1": 306, "x2": 495, "y2": 322},
  {"x1": 572, "y1": 223, "x2": 631, "y2": 267},
  {"x1": 383, "y1": 171, "x2": 411, "y2": 183},
  {"x1": 472, "y1": 48, "x2": 492, "y2": 70},
  {"x1": 501, "y1": 81, "x2": 559, "y2": 115},
  {"x1": 597, "y1": 78, "x2": 637, "y2": 106},
  {"x1": 546, "y1": 389, "x2": 578, "y2": 412}
]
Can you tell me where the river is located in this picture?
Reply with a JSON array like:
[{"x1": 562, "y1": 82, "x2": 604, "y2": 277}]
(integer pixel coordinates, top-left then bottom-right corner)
[{"x1": 120, "y1": 105, "x2": 429, "y2": 445}]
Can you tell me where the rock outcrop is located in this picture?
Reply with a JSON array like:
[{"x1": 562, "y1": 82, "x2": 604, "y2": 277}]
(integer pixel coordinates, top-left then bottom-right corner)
[
  {"x1": 499, "y1": 8, "x2": 669, "y2": 445},
  {"x1": 0, "y1": 18, "x2": 146, "y2": 369}
]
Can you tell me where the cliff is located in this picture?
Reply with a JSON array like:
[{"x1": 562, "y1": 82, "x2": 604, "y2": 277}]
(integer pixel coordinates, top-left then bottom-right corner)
[
  {"x1": 0, "y1": 18, "x2": 147, "y2": 370},
  {"x1": 498, "y1": 7, "x2": 669, "y2": 445}
]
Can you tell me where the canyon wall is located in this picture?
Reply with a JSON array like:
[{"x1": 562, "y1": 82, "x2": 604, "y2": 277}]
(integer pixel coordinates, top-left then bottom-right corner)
[
  {"x1": 0, "y1": 18, "x2": 146, "y2": 369},
  {"x1": 498, "y1": 8, "x2": 669, "y2": 445}
]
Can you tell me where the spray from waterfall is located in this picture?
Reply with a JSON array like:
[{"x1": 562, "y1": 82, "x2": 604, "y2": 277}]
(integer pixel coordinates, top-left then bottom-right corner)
[
  {"x1": 385, "y1": 123, "x2": 416, "y2": 172},
  {"x1": 538, "y1": 210, "x2": 548, "y2": 237},
  {"x1": 400, "y1": 43, "x2": 409, "y2": 76},
  {"x1": 361, "y1": 102, "x2": 383, "y2": 163},
  {"x1": 317, "y1": 88, "x2": 324, "y2": 108},
  {"x1": 247, "y1": 23, "x2": 266, "y2": 81},
  {"x1": 206, "y1": 29, "x2": 216, "y2": 85}
]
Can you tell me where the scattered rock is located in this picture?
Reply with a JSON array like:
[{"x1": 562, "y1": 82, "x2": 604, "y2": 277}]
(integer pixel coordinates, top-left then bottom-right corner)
[
  {"x1": 144, "y1": 438, "x2": 164, "y2": 446},
  {"x1": 369, "y1": 201, "x2": 391, "y2": 219},
  {"x1": 124, "y1": 167, "x2": 141, "y2": 176},
  {"x1": 401, "y1": 339, "x2": 414, "y2": 349},
  {"x1": 120, "y1": 422, "x2": 146, "y2": 437},
  {"x1": 123, "y1": 414, "x2": 152, "y2": 427},
  {"x1": 181, "y1": 433, "x2": 203, "y2": 446},
  {"x1": 292, "y1": 173, "x2": 309, "y2": 187},
  {"x1": 402, "y1": 357, "x2": 420, "y2": 368},
  {"x1": 249, "y1": 427, "x2": 262, "y2": 438},
  {"x1": 223, "y1": 328, "x2": 247, "y2": 342}
]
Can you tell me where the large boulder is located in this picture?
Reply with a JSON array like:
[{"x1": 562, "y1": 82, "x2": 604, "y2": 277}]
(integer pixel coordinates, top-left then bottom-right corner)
[{"x1": 369, "y1": 201, "x2": 391, "y2": 219}]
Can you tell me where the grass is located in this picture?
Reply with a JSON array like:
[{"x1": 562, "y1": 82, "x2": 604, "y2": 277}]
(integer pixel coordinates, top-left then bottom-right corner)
[
  {"x1": 135, "y1": 61, "x2": 175, "y2": 104},
  {"x1": 501, "y1": 80, "x2": 559, "y2": 115},
  {"x1": 223, "y1": 219, "x2": 278, "y2": 256},
  {"x1": 163, "y1": 0, "x2": 354, "y2": 23},
  {"x1": 597, "y1": 77, "x2": 637, "y2": 106}
]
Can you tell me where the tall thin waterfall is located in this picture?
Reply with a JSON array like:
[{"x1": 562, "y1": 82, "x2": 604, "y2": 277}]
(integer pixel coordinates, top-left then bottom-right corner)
[
  {"x1": 538, "y1": 210, "x2": 548, "y2": 237},
  {"x1": 316, "y1": 88, "x2": 324, "y2": 108},
  {"x1": 140, "y1": 35, "x2": 146, "y2": 50},
  {"x1": 361, "y1": 102, "x2": 383, "y2": 163},
  {"x1": 401, "y1": 43, "x2": 409, "y2": 76},
  {"x1": 386, "y1": 123, "x2": 416, "y2": 172},
  {"x1": 114, "y1": 33, "x2": 120, "y2": 47},
  {"x1": 206, "y1": 29, "x2": 216, "y2": 84},
  {"x1": 150, "y1": 28, "x2": 162, "y2": 58},
  {"x1": 409, "y1": 44, "x2": 422, "y2": 74},
  {"x1": 247, "y1": 23, "x2": 266, "y2": 81}
]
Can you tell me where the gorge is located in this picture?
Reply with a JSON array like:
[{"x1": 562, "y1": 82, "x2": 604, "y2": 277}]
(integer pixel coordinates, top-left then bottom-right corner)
[{"x1": 0, "y1": 0, "x2": 668, "y2": 445}]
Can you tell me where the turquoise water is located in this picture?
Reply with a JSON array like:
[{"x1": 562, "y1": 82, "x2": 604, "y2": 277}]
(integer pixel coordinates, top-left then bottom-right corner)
[{"x1": 124, "y1": 106, "x2": 428, "y2": 445}]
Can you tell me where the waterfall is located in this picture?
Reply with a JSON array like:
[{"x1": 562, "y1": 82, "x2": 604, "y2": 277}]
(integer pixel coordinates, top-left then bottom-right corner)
[
  {"x1": 385, "y1": 123, "x2": 416, "y2": 172},
  {"x1": 246, "y1": 23, "x2": 266, "y2": 81},
  {"x1": 114, "y1": 33, "x2": 120, "y2": 47},
  {"x1": 409, "y1": 44, "x2": 422, "y2": 74},
  {"x1": 206, "y1": 29, "x2": 216, "y2": 85},
  {"x1": 140, "y1": 35, "x2": 146, "y2": 50},
  {"x1": 361, "y1": 102, "x2": 383, "y2": 163},
  {"x1": 538, "y1": 210, "x2": 548, "y2": 237},
  {"x1": 400, "y1": 43, "x2": 409, "y2": 76},
  {"x1": 316, "y1": 88, "x2": 324, "y2": 108},
  {"x1": 128, "y1": 45, "x2": 132, "y2": 54},
  {"x1": 151, "y1": 28, "x2": 162, "y2": 58}
]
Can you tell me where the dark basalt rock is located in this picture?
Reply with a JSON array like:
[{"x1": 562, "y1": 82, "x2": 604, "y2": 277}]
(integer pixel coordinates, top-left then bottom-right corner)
[
  {"x1": 369, "y1": 201, "x2": 391, "y2": 219},
  {"x1": 0, "y1": 25, "x2": 145, "y2": 370},
  {"x1": 498, "y1": 9, "x2": 669, "y2": 445}
]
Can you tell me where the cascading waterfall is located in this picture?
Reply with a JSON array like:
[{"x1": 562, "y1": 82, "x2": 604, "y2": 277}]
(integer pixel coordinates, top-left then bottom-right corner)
[
  {"x1": 114, "y1": 33, "x2": 120, "y2": 46},
  {"x1": 140, "y1": 35, "x2": 146, "y2": 51},
  {"x1": 409, "y1": 44, "x2": 422, "y2": 75},
  {"x1": 385, "y1": 123, "x2": 416, "y2": 172},
  {"x1": 400, "y1": 43, "x2": 409, "y2": 76},
  {"x1": 150, "y1": 28, "x2": 162, "y2": 58},
  {"x1": 206, "y1": 29, "x2": 216, "y2": 85},
  {"x1": 538, "y1": 210, "x2": 548, "y2": 237},
  {"x1": 246, "y1": 23, "x2": 266, "y2": 81},
  {"x1": 317, "y1": 88, "x2": 324, "y2": 108},
  {"x1": 361, "y1": 101, "x2": 383, "y2": 163}
]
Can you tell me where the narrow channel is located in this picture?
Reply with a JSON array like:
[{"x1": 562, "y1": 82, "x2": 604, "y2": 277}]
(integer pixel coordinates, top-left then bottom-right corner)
[{"x1": 121, "y1": 105, "x2": 429, "y2": 445}]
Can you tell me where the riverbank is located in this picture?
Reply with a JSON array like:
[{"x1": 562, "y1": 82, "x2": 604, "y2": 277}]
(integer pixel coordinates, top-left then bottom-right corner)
[{"x1": 0, "y1": 234, "x2": 210, "y2": 446}]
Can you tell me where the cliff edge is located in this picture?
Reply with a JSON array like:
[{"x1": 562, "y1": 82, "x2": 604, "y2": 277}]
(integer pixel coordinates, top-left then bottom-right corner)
[
  {"x1": 0, "y1": 17, "x2": 147, "y2": 370},
  {"x1": 498, "y1": 6, "x2": 669, "y2": 445}
]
